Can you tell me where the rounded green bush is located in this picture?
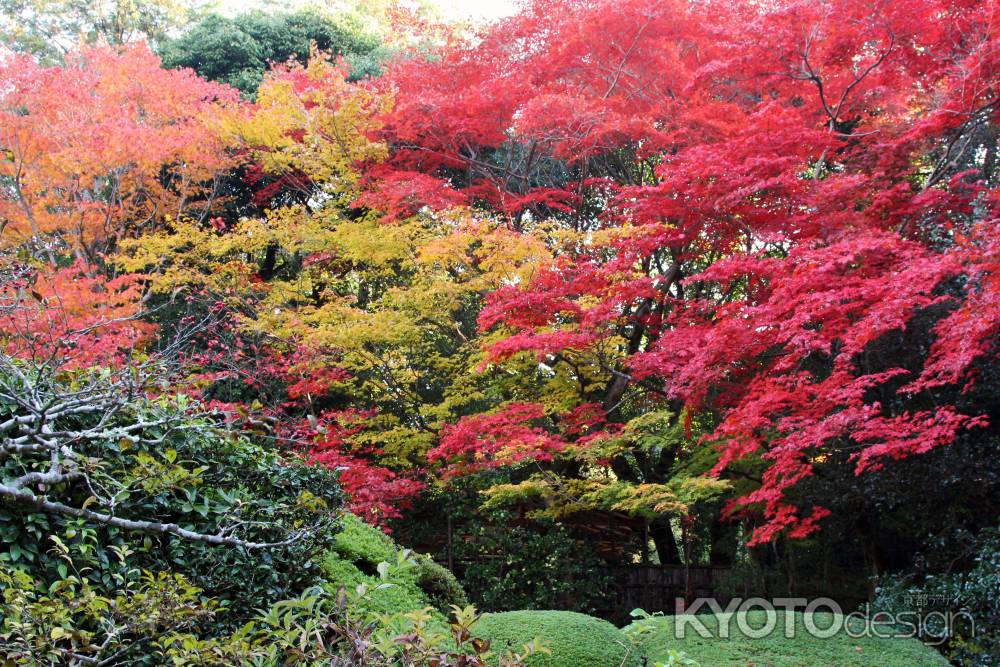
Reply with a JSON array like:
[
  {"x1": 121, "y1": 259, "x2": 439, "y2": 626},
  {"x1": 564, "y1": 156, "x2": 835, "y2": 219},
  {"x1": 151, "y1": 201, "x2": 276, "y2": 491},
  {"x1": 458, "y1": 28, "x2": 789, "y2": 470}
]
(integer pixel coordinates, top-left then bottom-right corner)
[
  {"x1": 414, "y1": 553, "x2": 469, "y2": 612},
  {"x1": 473, "y1": 610, "x2": 642, "y2": 667}
]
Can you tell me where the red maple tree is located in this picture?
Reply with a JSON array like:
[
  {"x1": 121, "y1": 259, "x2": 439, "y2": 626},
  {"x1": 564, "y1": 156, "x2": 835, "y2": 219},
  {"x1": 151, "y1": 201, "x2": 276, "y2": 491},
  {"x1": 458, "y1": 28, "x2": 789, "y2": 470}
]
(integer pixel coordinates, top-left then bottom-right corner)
[{"x1": 374, "y1": 0, "x2": 1000, "y2": 542}]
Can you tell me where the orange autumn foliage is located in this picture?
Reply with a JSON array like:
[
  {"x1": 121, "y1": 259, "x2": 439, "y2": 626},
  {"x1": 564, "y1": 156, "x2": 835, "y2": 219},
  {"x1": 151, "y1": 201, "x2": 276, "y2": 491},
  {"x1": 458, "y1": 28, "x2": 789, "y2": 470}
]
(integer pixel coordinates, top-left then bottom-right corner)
[{"x1": 0, "y1": 43, "x2": 236, "y2": 260}]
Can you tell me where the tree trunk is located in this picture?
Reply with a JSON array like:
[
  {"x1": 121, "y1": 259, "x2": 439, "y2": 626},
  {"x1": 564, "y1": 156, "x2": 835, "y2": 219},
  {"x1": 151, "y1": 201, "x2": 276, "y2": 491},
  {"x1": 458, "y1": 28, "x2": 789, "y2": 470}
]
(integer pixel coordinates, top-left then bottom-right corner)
[{"x1": 650, "y1": 517, "x2": 682, "y2": 565}]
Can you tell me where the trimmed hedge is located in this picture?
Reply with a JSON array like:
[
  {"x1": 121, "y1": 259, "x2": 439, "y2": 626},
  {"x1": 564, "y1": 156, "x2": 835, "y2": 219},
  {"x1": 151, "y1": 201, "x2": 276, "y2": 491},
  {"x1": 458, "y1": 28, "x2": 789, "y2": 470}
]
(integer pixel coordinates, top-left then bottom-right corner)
[
  {"x1": 629, "y1": 611, "x2": 950, "y2": 667},
  {"x1": 414, "y1": 554, "x2": 470, "y2": 613},
  {"x1": 473, "y1": 610, "x2": 643, "y2": 667},
  {"x1": 321, "y1": 514, "x2": 468, "y2": 617},
  {"x1": 331, "y1": 513, "x2": 399, "y2": 567}
]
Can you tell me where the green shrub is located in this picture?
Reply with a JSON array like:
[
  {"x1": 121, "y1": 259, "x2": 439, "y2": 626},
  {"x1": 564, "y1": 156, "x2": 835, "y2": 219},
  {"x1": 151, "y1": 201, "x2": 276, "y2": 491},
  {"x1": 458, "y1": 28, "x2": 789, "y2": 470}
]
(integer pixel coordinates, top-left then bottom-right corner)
[
  {"x1": 457, "y1": 522, "x2": 610, "y2": 614},
  {"x1": 0, "y1": 565, "x2": 539, "y2": 667},
  {"x1": 331, "y1": 513, "x2": 399, "y2": 568},
  {"x1": 0, "y1": 362, "x2": 343, "y2": 633},
  {"x1": 160, "y1": 9, "x2": 383, "y2": 94},
  {"x1": 321, "y1": 551, "x2": 430, "y2": 617},
  {"x1": 414, "y1": 553, "x2": 469, "y2": 612},
  {"x1": 473, "y1": 610, "x2": 642, "y2": 667},
  {"x1": 322, "y1": 513, "x2": 467, "y2": 617},
  {"x1": 0, "y1": 565, "x2": 214, "y2": 665},
  {"x1": 0, "y1": 432, "x2": 342, "y2": 628},
  {"x1": 628, "y1": 611, "x2": 949, "y2": 667},
  {"x1": 873, "y1": 525, "x2": 1000, "y2": 667}
]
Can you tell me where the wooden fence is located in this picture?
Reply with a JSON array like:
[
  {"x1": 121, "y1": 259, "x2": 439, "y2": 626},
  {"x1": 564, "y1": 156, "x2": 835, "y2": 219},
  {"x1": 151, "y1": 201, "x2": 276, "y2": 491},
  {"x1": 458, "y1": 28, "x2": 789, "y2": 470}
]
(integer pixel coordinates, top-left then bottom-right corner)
[
  {"x1": 593, "y1": 564, "x2": 871, "y2": 624},
  {"x1": 595, "y1": 565, "x2": 733, "y2": 623}
]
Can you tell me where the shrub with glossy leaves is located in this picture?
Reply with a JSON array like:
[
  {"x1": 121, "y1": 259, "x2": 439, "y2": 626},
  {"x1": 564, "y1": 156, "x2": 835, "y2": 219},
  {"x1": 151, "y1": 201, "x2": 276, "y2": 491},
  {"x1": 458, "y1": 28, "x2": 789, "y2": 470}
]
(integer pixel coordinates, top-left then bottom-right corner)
[
  {"x1": 0, "y1": 564, "x2": 537, "y2": 667},
  {"x1": 0, "y1": 360, "x2": 342, "y2": 631}
]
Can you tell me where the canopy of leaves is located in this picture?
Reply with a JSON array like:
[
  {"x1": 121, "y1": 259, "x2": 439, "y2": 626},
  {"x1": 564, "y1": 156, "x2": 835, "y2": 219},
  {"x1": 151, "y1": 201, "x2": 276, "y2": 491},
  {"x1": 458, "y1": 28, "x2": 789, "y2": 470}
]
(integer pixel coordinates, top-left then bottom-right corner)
[
  {"x1": 0, "y1": 4, "x2": 998, "y2": 655},
  {"x1": 0, "y1": 0, "x2": 204, "y2": 64},
  {"x1": 160, "y1": 9, "x2": 383, "y2": 94}
]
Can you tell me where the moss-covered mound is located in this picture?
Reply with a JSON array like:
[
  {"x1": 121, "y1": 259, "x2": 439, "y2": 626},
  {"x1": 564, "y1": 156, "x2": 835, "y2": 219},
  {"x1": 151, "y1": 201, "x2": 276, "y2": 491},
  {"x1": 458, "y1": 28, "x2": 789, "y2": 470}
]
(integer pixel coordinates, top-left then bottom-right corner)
[
  {"x1": 473, "y1": 610, "x2": 643, "y2": 667},
  {"x1": 321, "y1": 513, "x2": 467, "y2": 618},
  {"x1": 630, "y1": 611, "x2": 949, "y2": 667}
]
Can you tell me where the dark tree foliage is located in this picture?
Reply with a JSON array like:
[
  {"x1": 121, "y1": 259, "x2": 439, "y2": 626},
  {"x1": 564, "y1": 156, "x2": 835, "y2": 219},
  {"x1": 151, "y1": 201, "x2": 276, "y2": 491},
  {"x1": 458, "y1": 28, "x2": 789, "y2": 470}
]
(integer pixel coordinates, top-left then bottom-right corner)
[{"x1": 160, "y1": 9, "x2": 382, "y2": 94}]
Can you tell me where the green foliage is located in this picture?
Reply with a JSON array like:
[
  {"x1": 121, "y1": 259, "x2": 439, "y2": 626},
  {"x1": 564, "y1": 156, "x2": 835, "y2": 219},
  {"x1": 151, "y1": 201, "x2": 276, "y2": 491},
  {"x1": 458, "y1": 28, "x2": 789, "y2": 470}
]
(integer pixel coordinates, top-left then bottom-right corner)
[
  {"x1": 323, "y1": 513, "x2": 467, "y2": 617},
  {"x1": 628, "y1": 611, "x2": 949, "y2": 667},
  {"x1": 160, "y1": 9, "x2": 382, "y2": 93},
  {"x1": 332, "y1": 512, "x2": 400, "y2": 566},
  {"x1": 457, "y1": 521, "x2": 610, "y2": 614},
  {"x1": 143, "y1": 434, "x2": 343, "y2": 624},
  {"x1": 414, "y1": 554, "x2": 469, "y2": 613},
  {"x1": 473, "y1": 610, "x2": 642, "y2": 667},
  {"x1": 0, "y1": 0, "x2": 201, "y2": 64},
  {"x1": 322, "y1": 550, "x2": 431, "y2": 618},
  {"x1": 0, "y1": 513, "x2": 483, "y2": 666},
  {"x1": 873, "y1": 525, "x2": 1000, "y2": 667},
  {"x1": 0, "y1": 563, "x2": 537, "y2": 666},
  {"x1": 0, "y1": 564, "x2": 213, "y2": 665},
  {"x1": 0, "y1": 362, "x2": 342, "y2": 631},
  {"x1": 3, "y1": 441, "x2": 341, "y2": 629}
]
